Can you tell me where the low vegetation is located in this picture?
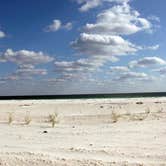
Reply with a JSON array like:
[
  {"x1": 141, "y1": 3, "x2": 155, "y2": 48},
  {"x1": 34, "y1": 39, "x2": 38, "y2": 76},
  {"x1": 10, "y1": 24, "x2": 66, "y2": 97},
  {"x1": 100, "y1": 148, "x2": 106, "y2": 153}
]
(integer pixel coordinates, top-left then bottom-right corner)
[
  {"x1": 8, "y1": 112, "x2": 13, "y2": 125},
  {"x1": 111, "y1": 111, "x2": 120, "y2": 123},
  {"x1": 48, "y1": 113, "x2": 58, "y2": 128},
  {"x1": 24, "y1": 112, "x2": 32, "y2": 125},
  {"x1": 130, "y1": 110, "x2": 149, "y2": 121}
]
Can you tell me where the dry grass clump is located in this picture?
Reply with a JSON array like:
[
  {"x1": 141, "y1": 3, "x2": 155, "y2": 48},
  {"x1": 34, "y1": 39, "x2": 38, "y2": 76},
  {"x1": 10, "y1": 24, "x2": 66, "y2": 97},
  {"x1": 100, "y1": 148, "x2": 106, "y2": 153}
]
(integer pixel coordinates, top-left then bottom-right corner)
[
  {"x1": 128, "y1": 107, "x2": 150, "y2": 122},
  {"x1": 130, "y1": 111, "x2": 149, "y2": 121},
  {"x1": 48, "y1": 113, "x2": 58, "y2": 128},
  {"x1": 24, "y1": 112, "x2": 32, "y2": 125},
  {"x1": 8, "y1": 112, "x2": 13, "y2": 125},
  {"x1": 111, "y1": 111, "x2": 120, "y2": 123}
]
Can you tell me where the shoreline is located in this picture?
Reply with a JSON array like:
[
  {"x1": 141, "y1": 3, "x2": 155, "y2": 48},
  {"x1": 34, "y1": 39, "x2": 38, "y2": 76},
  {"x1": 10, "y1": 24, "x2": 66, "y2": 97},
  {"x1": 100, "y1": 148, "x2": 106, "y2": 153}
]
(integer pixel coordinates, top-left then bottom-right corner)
[{"x1": 0, "y1": 92, "x2": 166, "y2": 101}]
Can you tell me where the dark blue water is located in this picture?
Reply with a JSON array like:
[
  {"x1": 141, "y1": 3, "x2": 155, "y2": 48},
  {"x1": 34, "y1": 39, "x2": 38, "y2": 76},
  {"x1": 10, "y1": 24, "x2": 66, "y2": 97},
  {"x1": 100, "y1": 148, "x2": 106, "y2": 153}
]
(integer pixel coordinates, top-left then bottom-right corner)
[{"x1": 0, "y1": 92, "x2": 166, "y2": 100}]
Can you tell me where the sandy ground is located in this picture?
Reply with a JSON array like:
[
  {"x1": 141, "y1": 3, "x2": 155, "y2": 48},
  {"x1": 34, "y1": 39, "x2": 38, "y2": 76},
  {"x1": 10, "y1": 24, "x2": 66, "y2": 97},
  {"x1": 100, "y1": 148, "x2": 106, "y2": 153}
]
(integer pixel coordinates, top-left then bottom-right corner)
[{"x1": 0, "y1": 97, "x2": 166, "y2": 165}]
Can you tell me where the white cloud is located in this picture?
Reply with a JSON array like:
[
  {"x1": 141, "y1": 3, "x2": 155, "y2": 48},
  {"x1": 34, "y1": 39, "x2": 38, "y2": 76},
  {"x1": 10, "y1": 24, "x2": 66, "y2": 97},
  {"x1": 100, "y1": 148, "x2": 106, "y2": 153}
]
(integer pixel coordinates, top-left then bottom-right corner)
[
  {"x1": 148, "y1": 15, "x2": 160, "y2": 22},
  {"x1": 15, "y1": 65, "x2": 47, "y2": 77},
  {"x1": 135, "y1": 44, "x2": 159, "y2": 51},
  {"x1": 84, "y1": 3, "x2": 151, "y2": 35},
  {"x1": 73, "y1": 0, "x2": 129, "y2": 12},
  {"x1": 53, "y1": 57, "x2": 109, "y2": 81},
  {"x1": 115, "y1": 71, "x2": 149, "y2": 81},
  {"x1": 59, "y1": 0, "x2": 157, "y2": 83},
  {"x1": 129, "y1": 57, "x2": 166, "y2": 68},
  {"x1": 52, "y1": 0, "x2": 158, "y2": 84},
  {"x1": 0, "y1": 75, "x2": 19, "y2": 83},
  {"x1": 76, "y1": 33, "x2": 129, "y2": 45},
  {"x1": 110, "y1": 66, "x2": 129, "y2": 72},
  {"x1": 71, "y1": 33, "x2": 138, "y2": 58},
  {"x1": 45, "y1": 19, "x2": 72, "y2": 32},
  {"x1": 146, "y1": 45, "x2": 160, "y2": 51},
  {"x1": 0, "y1": 49, "x2": 54, "y2": 65},
  {"x1": 76, "y1": 0, "x2": 102, "y2": 12},
  {"x1": 54, "y1": 57, "x2": 103, "y2": 73},
  {"x1": 0, "y1": 30, "x2": 6, "y2": 38},
  {"x1": 71, "y1": 2, "x2": 153, "y2": 73},
  {"x1": 47, "y1": 78, "x2": 66, "y2": 83},
  {"x1": 45, "y1": 19, "x2": 61, "y2": 32},
  {"x1": 0, "y1": 64, "x2": 48, "y2": 82},
  {"x1": 153, "y1": 67, "x2": 166, "y2": 75},
  {"x1": 0, "y1": 49, "x2": 53, "y2": 81},
  {"x1": 63, "y1": 22, "x2": 73, "y2": 30}
]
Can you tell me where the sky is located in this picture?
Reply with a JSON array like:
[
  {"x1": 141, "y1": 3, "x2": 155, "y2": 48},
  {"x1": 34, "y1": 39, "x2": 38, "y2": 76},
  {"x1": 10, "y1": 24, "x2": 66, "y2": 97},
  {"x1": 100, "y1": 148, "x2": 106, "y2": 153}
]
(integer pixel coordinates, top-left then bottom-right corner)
[{"x1": 0, "y1": 0, "x2": 166, "y2": 95}]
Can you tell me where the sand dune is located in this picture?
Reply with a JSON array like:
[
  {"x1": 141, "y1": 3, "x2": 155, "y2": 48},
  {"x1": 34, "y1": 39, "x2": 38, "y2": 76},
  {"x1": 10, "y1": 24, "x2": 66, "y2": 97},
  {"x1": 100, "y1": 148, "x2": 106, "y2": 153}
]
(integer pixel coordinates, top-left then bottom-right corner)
[{"x1": 0, "y1": 98, "x2": 166, "y2": 165}]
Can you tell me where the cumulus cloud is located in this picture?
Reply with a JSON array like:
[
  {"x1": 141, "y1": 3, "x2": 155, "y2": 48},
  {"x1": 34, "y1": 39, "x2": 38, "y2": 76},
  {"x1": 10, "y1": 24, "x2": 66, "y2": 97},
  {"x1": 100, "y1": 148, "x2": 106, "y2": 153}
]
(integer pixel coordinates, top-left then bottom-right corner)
[
  {"x1": 84, "y1": 3, "x2": 151, "y2": 35},
  {"x1": 0, "y1": 49, "x2": 54, "y2": 65},
  {"x1": 54, "y1": 57, "x2": 104, "y2": 73},
  {"x1": 74, "y1": 33, "x2": 131, "y2": 45},
  {"x1": 71, "y1": 33, "x2": 138, "y2": 58},
  {"x1": 73, "y1": 0, "x2": 129, "y2": 12},
  {"x1": 56, "y1": 0, "x2": 158, "y2": 83},
  {"x1": 146, "y1": 45, "x2": 160, "y2": 51},
  {"x1": 0, "y1": 75, "x2": 18, "y2": 82},
  {"x1": 110, "y1": 66, "x2": 130, "y2": 72},
  {"x1": 0, "y1": 64, "x2": 48, "y2": 82},
  {"x1": 45, "y1": 19, "x2": 72, "y2": 32},
  {"x1": 14, "y1": 65, "x2": 47, "y2": 77},
  {"x1": 74, "y1": 0, "x2": 102, "y2": 12},
  {"x1": 63, "y1": 22, "x2": 73, "y2": 30},
  {"x1": 0, "y1": 49, "x2": 54, "y2": 81},
  {"x1": 45, "y1": 19, "x2": 61, "y2": 32},
  {"x1": 115, "y1": 71, "x2": 149, "y2": 81},
  {"x1": 148, "y1": 15, "x2": 160, "y2": 22},
  {"x1": 71, "y1": 2, "x2": 153, "y2": 72},
  {"x1": 153, "y1": 67, "x2": 166, "y2": 75},
  {"x1": 0, "y1": 30, "x2": 6, "y2": 38},
  {"x1": 46, "y1": 78, "x2": 66, "y2": 83},
  {"x1": 0, "y1": 67, "x2": 47, "y2": 83},
  {"x1": 129, "y1": 56, "x2": 166, "y2": 68},
  {"x1": 53, "y1": 56, "x2": 110, "y2": 81},
  {"x1": 52, "y1": 0, "x2": 158, "y2": 84}
]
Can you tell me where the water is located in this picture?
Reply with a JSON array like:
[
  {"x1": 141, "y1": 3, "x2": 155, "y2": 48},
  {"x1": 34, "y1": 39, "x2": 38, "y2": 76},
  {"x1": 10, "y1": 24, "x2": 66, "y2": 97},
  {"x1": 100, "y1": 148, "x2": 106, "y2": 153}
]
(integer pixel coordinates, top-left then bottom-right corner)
[{"x1": 0, "y1": 92, "x2": 166, "y2": 100}]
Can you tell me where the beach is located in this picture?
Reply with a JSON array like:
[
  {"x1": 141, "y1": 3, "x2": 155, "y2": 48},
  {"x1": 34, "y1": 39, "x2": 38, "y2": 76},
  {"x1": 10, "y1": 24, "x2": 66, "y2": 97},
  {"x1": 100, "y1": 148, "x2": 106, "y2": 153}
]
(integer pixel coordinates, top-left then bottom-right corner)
[{"x1": 0, "y1": 97, "x2": 166, "y2": 165}]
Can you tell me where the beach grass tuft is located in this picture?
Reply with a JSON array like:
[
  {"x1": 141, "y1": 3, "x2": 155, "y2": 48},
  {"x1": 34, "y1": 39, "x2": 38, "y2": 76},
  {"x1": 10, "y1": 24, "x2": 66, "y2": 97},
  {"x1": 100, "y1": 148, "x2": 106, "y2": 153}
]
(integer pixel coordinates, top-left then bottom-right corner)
[
  {"x1": 111, "y1": 111, "x2": 120, "y2": 123},
  {"x1": 48, "y1": 113, "x2": 58, "y2": 128},
  {"x1": 8, "y1": 112, "x2": 13, "y2": 125},
  {"x1": 24, "y1": 112, "x2": 32, "y2": 125}
]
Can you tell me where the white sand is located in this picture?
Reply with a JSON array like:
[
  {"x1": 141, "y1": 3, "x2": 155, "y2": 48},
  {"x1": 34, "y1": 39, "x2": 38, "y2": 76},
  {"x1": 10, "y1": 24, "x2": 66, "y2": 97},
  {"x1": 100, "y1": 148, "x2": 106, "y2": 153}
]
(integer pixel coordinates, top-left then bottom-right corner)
[{"x1": 0, "y1": 97, "x2": 166, "y2": 165}]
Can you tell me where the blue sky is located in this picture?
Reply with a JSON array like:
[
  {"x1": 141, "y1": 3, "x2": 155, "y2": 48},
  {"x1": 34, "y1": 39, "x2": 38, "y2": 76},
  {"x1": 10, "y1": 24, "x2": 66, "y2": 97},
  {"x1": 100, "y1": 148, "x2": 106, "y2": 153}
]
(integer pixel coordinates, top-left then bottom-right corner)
[{"x1": 0, "y1": 0, "x2": 166, "y2": 95}]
